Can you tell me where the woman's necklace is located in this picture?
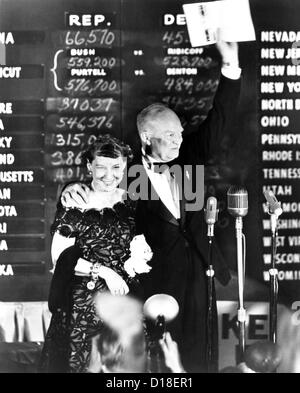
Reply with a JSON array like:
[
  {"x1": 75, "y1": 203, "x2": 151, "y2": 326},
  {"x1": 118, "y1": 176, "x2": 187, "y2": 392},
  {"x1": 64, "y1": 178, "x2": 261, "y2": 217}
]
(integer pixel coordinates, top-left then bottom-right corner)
[{"x1": 90, "y1": 181, "x2": 123, "y2": 209}]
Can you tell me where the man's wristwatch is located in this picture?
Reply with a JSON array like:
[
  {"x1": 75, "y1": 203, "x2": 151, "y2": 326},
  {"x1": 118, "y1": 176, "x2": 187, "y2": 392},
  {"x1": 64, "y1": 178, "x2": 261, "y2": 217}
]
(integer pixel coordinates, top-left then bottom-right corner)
[{"x1": 222, "y1": 61, "x2": 240, "y2": 68}]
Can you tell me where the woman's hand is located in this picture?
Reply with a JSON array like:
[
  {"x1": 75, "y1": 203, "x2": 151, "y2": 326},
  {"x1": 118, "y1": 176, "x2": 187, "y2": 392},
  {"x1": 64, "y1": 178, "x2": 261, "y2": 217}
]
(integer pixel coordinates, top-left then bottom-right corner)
[{"x1": 99, "y1": 266, "x2": 129, "y2": 295}]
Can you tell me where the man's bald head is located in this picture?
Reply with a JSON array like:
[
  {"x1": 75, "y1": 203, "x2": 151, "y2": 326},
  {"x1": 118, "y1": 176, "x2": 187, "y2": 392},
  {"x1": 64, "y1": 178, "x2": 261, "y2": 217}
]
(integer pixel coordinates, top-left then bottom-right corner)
[
  {"x1": 137, "y1": 103, "x2": 178, "y2": 136},
  {"x1": 136, "y1": 102, "x2": 183, "y2": 162}
]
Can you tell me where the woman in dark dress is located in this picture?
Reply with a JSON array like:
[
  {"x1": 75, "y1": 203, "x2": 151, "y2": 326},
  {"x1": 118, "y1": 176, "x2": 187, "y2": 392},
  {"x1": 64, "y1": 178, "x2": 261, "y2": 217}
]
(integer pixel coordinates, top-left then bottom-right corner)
[{"x1": 39, "y1": 135, "x2": 152, "y2": 373}]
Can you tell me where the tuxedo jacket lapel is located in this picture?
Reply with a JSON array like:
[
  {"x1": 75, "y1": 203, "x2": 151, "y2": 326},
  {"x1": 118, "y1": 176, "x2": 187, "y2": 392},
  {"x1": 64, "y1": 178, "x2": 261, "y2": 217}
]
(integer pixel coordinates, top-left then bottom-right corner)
[
  {"x1": 145, "y1": 173, "x2": 179, "y2": 227},
  {"x1": 176, "y1": 168, "x2": 187, "y2": 229},
  {"x1": 146, "y1": 195, "x2": 179, "y2": 227},
  {"x1": 129, "y1": 155, "x2": 179, "y2": 227}
]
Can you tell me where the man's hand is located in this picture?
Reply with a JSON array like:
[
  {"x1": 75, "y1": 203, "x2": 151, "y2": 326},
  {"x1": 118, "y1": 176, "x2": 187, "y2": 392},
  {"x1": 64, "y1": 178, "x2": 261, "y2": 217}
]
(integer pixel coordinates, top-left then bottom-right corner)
[
  {"x1": 216, "y1": 40, "x2": 239, "y2": 67},
  {"x1": 61, "y1": 183, "x2": 90, "y2": 208},
  {"x1": 159, "y1": 332, "x2": 185, "y2": 373}
]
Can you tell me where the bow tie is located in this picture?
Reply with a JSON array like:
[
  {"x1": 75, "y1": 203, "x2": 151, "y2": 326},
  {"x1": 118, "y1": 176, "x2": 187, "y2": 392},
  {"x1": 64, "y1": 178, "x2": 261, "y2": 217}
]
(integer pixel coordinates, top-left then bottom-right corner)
[
  {"x1": 151, "y1": 163, "x2": 178, "y2": 185},
  {"x1": 151, "y1": 162, "x2": 172, "y2": 174},
  {"x1": 143, "y1": 156, "x2": 172, "y2": 172}
]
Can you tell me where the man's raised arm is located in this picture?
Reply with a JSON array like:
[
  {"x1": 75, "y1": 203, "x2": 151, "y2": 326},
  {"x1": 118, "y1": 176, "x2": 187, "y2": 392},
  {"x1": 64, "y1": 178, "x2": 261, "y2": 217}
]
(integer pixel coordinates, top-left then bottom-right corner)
[{"x1": 181, "y1": 41, "x2": 241, "y2": 164}]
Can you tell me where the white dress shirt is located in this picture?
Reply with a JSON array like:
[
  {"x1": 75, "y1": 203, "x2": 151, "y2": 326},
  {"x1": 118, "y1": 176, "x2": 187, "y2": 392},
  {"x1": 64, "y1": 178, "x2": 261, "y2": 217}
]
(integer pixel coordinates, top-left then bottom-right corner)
[{"x1": 142, "y1": 154, "x2": 181, "y2": 219}]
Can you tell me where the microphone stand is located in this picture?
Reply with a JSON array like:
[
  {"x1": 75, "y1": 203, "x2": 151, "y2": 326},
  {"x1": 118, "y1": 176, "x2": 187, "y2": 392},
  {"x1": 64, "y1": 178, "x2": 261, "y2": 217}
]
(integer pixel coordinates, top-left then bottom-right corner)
[
  {"x1": 227, "y1": 186, "x2": 248, "y2": 364},
  {"x1": 206, "y1": 231, "x2": 215, "y2": 372},
  {"x1": 205, "y1": 209, "x2": 219, "y2": 372},
  {"x1": 268, "y1": 212, "x2": 280, "y2": 343},
  {"x1": 235, "y1": 217, "x2": 246, "y2": 363}
]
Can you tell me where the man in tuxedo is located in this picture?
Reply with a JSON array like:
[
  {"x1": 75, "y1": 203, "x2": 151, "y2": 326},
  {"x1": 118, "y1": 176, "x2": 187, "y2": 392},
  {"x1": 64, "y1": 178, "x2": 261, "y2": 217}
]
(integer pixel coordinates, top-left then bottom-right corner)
[{"x1": 60, "y1": 41, "x2": 241, "y2": 372}]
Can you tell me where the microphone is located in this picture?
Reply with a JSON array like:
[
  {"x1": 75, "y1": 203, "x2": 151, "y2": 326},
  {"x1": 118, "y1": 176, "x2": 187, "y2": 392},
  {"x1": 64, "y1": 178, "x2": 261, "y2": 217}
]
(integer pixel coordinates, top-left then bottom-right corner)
[
  {"x1": 263, "y1": 190, "x2": 283, "y2": 217},
  {"x1": 227, "y1": 186, "x2": 248, "y2": 218},
  {"x1": 227, "y1": 186, "x2": 248, "y2": 358},
  {"x1": 264, "y1": 190, "x2": 282, "y2": 236},
  {"x1": 204, "y1": 196, "x2": 218, "y2": 237}
]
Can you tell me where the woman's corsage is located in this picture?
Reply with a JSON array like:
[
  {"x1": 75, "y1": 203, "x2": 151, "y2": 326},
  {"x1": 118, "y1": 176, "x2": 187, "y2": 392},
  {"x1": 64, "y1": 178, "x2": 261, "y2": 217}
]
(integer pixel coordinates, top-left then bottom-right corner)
[{"x1": 124, "y1": 234, "x2": 153, "y2": 277}]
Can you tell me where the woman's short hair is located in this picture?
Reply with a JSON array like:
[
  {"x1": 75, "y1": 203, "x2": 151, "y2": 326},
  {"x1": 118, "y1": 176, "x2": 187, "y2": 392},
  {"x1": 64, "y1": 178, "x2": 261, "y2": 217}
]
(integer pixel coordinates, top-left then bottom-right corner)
[{"x1": 81, "y1": 134, "x2": 133, "y2": 165}]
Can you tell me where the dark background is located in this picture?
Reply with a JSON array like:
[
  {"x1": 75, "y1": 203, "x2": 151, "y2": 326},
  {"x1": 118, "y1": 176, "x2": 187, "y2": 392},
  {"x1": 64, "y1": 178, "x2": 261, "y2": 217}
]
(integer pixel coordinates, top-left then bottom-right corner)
[{"x1": 0, "y1": 0, "x2": 298, "y2": 305}]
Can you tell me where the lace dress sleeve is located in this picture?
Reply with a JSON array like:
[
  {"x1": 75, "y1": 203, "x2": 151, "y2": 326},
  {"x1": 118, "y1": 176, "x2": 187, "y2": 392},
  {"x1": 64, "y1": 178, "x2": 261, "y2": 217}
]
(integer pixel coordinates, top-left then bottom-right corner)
[{"x1": 50, "y1": 203, "x2": 83, "y2": 238}]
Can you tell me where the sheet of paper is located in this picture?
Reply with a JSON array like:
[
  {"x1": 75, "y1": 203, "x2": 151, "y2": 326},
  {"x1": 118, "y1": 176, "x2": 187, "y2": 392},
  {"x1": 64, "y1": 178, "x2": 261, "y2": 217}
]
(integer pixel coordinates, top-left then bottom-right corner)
[
  {"x1": 183, "y1": 0, "x2": 256, "y2": 47},
  {"x1": 183, "y1": 1, "x2": 221, "y2": 47},
  {"x1": 220, "y1": 0, "x2": 256, "y2": 42}
]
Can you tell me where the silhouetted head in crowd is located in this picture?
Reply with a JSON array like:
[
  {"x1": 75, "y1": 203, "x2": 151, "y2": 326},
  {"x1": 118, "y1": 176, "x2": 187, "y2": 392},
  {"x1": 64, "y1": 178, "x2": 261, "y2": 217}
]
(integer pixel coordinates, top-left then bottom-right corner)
[
  {"x1": 90, "y1": 292, "x2": 147, "y2": 373},
  {"x1": 94, "y1": 324, "x2": 147, "y2": 373}
]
